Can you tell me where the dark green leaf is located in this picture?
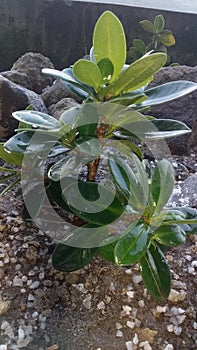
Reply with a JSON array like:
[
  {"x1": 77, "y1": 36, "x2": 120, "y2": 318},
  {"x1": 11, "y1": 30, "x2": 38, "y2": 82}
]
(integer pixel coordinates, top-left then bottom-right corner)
[
  {"x1": 140, "y1": 243, "x2": 171, "y2": 301},
  {"x1": 139, "y1": 20, "x2": 155, "y2": 33},
  {"x1": 153, "y1": 225, "x2": 186, "y2": 246},
  {"x1": 97, "y1": 58, "x2": 114, "y2": 83},
  {"x1": 12, "y1": 110, "x2": 60, "y2": 129},
  {"x1": 133, "y1": 39, "x2": 146, "y2": 53},
  {"x1": 151, "y1": 160, "x2": 174, "y2": 213},
  {"x1": 62, "y1": 180, "x2": 124, "y2": 225},
  {"x1": 76, "y1": 103, "x2": 99, "y2": 138},
  {"x1": 98, "y1": 240, "x2": 116, "y2": 262},
  {"x1": 138, "y1": 81, "x2": 197, "y2": 107},
  {"x1": 154, "y1": 15, "x2": 165, "y2": 33},
  {"x1": 114, "y1": 221, "x2": 150, "y2": 265},
  {"x1": 52, "y1": 244, "x2": 96, "y2": 272}
]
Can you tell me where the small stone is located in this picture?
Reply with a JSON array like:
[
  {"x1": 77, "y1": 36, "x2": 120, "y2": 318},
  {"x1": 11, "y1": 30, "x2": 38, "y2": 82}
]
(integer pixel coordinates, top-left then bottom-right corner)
[
  {"x1": 28, "y1": 294, "x2": 35, "y2": 302},
  {"x1": 13, "y1": 276, "x2": 23, "y2": 287},
  {"x1": 18, "y1": 327, "x2": 25, "y2": 339},
  {"x1": 173, "y1": 325, "x2": 182, "y2": 335},
  {"x1": 193, "y1": 322, "x2": 197, "y2": 330},
  {"x1": 97, "y1": 301, "x2": 105, "y2": 310},
  {"x1": 47, "y1": 345, "x2": 59, "y2": 350},
  {"x1": 191, "y1": 260, "x2": 197, "y2": 267},
  {"x1": 82, "y1": 294, "x2": 92, "y2": 309},
  {"x1": 0, "y1": 297, "x2": 10, "y2": 315},
  {"x1": 138, "y1": 299, "x2": 145, "y2": 307},
  {"x1": 116, "y1": 330, "x2": 123, "y2": 337},
  {"x1": 163, "y1": 344, "x2": 174, "y2": 350},
  {"x1": 116, "y1": 323, "x2": 123, "y2": 330},
  {"x1": 127, "y1": 291, "x2": 134, "y2": 299},
  {"x1": 168, "y1": 289, "x2": 186, "y2": 302},
  {"x1": 0, "y1": 346, "x2": 7, "y2": 350},
  {"x1": 126, "y1": 341, "x2": 133, "y2": 350},
  {"x1": 133, "y1": 333, "x2": 139, "y2": 345},
  {"x1": 29, "y1": 281, "x2": 40, "y2": 289},
  {"x1": 138, "y1": 328, "x2": 158, "y2": 344},
  {"x1": 17, "y1": 337, "x2": 32, "y2": 348},
  {"x1": 132, "y1": 275, "x2": 142, "y2": 284},
  {"x1": 126, "y1": 320, "x2": 135, "y2": 329},
  {"x1": 167, "y1": 325, "x2": 174, "y2": 333}
]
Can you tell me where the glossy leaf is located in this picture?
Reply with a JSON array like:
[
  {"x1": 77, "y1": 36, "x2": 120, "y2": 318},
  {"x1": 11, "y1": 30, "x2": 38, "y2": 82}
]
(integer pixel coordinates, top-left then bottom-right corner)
[
  {"x1": 93, "y1": 11, "x2": 126, "y2": 82},
  {"x1": 46, "y1": 178, "x2": 74, "y2": 212},
  {"x1": 97, "y1": 58, "x2": 114, "y2": 83},
  {"x1": 154, "y1": 15, "x2": 165, "y2": 33},
  {"x1": 112, "y1": 53, "x2": 167, "y2": 95},
  {"x1": 138, "y1": 81, "x2": 197, "y2": 107},
  {"x1": 42, "y1": 68, "x2": 94, "y2": 99},
  {"x1": 114, "y1": 221, "x2": 150, "y2": 265},
  {"x1": 110, "y1": 140, "x2": 143, "y2": 160},
  {"x1": 110, "y1": 92, "x2": 147, "y2": 106},
  {"x1": 4, "y1": 131, "x2": 33, "y2": 155},
  {"x1": 62, "y1": 180, "x2": 124, "y2": 225},
  {"x1": 12, "y1": 110, "x2": 60, "y2": 129},
  {"x1": 98, "y1": 240, "x2": 116, "y2": 262},
  {"x1": 60, "y1": 106, "x2": 81, "y2": 129},
  {"x1": 153, "y1": 225, "x2": 186, "y2": 246},
  {"x1": 52, "y1": 243, "x2": 96, "y2": 272},
  {"x1": 139, "y1": 20, "x2": 155, "y2": 33},
  {"x1": 76, "y1": 103, "x2": 99, "y2": 138},
  {"x1": 73, "y1": 59, "x2": 102, "y2": 90},
  {"x1": 151, "y1": 160, "x2": 174, "y2": 213},
  {"x1": 0, "y1": 143, "x2": 23, "y2": 166},
  {"x1": 140, "y1": 243, "x2": 171, "y2": 301}
]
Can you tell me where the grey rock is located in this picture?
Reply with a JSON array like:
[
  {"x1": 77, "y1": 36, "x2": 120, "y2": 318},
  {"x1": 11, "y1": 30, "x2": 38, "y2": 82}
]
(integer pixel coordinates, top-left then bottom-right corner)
[
  {"x1": 42, "y1": 79, "x2": 80, "y2": 108},
  {"x1": 1, "y1": 70, "x2": 32, "y2": 90},
  {"x1": 169, "y1": 174, "x2": 197, "y2": 207},
  {"x1": 0, "y1": 75, "x2": 47, "y2": 139},
  {"x1": 11, "y1": 52, "x2": 54, "y2": 94},
  {"x1": 48, "y1": 97, "x2": 79, "y2": 120},
  {"x1": 150, "y1": 66, "x2": 197, "y2": 154}
]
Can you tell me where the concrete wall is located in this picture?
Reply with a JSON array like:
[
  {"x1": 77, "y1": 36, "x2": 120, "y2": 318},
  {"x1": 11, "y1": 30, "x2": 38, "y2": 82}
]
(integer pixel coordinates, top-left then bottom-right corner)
[{"x1": 0, "y1": 0, "x2": 196, "y2": 71}]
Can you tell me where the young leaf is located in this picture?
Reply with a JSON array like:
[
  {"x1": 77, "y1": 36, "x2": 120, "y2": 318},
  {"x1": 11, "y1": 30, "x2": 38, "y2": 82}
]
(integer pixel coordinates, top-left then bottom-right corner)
[
  {"x1": 73, "y1": 59, "x2": 103, "y2": 91},
  {"x1": 93, "y1": 11, "x2": 126, "y2": 82},
  {"x1": 114, "y1": 221, "x2": 150, "y2": 265},
  {"x1": 154, "y1": 15, "x2": 165, "y2": 34},
  {"x1": 139, "y1": 20, "x2": 155, "y2": 33},
  {"x1": 140, "y1": 243, "x2": 171, "y2": 301},
  {"x1": 151, "y1": 159, "x2": 174, "y2": 213},
  {"x1": 52, "y1": 244, "x2": 96, "y2": 272},
  {"x1": 159, "y1": 32, "x2": 176, "y2": 47}
]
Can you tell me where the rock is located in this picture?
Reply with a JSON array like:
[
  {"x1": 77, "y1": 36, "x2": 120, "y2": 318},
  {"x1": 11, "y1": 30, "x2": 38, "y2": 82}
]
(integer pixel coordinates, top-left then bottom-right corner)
[
  {"x1": 138, "y1": 328, "x2": 158, "y2": 345},
  {"x1": 1, "y1": 70, "x2": 32, "y2": 90},
  {"x1": 0, "y1": 296, "x2": 10, "y2": 315},
  {"x1": 48, "y1": 97, "x2": 79, "y2": 120},
  {"x1": 11, "y1": 52, "x2": 54, "y2": 94},
  {"x1": 0, "y1": 75, "x2": 47, "y2": 139},
  {"x1": 41, "y1": 79, "x2": 80, "y2": 108},
  {"x1": 169, "y1": 173, "x2": 197, "y2": 207},
  {"x1": 150, "y1": 66, "x2": 197, "y2": 154}
]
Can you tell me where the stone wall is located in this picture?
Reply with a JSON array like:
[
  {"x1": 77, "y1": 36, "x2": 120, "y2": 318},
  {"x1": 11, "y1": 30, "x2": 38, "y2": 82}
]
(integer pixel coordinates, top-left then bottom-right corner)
[{"x1": 0, "y1": 0, "x2": 196, "y2": 71}]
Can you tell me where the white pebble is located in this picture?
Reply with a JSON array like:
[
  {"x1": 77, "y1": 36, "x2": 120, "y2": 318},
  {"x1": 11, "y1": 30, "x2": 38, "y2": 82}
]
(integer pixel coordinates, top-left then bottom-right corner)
[
  {"x1": 127, "y1": 291, "x2": 134, "y2": 298},
  {"x1": 163, "y1": 345, "x2": 174, "y2": 350},
  {"x1": 18, "y1": 327, "x2": 25, "y2": 339},
  {"x1": 32, "y1": 311, "x2": 39, "y2": 318},
  {"x1": 12, "y1": 276, "x2": 23, "y2": 287},
  {"x1": 126, "y1": 341, "x2": 133, "y2": 350},
  {"x1": 97, "y1": 301, "x2": 105, "y2": 310},
  {"x1": 116, "y1": 330, "x2": 123, "y2": 337},
  {"x1": 133, "y1": 333, "x2": 139, "y2": 345},
  {"x1": 191, "y1": 260, "x2": 197, "y2": 267},
  {"x1": 193, "y1": 322, "x2": 197, "y2": 330},
  {"x1": 126, "y1": 320, "x2": 135, "y2": 329},
  {"x1": 138, "y1": 299, "x2": 145, "y2": 307},
  {"x1": 28, "y1": 294, "x2": 35, "y2": 302},
  {"x1": 29, "y1": 281, "x2": 40, "y2": 289},
  {"x1": 132, "y1": 275, "x2": 142, "y2": 284},
  {"x1": 82, "y1": 294, "x2": 92, "y2": 309},
  {"x1": 0, "y1": 345, "x2": 7, "y2": 350},
  {"x1": 167, "y1": 325, "x2": 174, "y2": 333},
  {"x1": 116, "y1": 323, "x2": 123, "y2": 330}
]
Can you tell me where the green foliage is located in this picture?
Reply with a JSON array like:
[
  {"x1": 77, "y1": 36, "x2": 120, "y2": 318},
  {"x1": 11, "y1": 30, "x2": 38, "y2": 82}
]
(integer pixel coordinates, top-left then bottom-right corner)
[
  {"x1": 127, "y1": 14, "x2": 176, "y2": 65},
  {"x1": 1, "y1": 11, "x2": 197, "y2": 302}
]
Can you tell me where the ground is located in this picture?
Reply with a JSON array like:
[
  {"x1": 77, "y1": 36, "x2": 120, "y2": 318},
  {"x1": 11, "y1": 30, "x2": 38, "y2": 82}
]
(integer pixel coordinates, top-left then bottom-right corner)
[{"x1": 0, "y1": 153, "x2": 196, "y2": 350}]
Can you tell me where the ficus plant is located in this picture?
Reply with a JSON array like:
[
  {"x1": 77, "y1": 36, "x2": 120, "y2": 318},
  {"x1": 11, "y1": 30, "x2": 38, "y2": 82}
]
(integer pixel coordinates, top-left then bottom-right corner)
[
  {"x1": 127, "y1": 14, "x2": 176, "y2": 65},
  {"x1": 0, "y1": 11, "x2": 197, "y2": 301}
]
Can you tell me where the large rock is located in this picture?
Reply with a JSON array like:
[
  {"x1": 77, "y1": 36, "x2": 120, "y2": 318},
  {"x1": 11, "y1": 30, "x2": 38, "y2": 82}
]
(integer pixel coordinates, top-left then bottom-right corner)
[
  {"x1": 11, "y1": 52, "x2": 54, "y2": 94},
  {"x1": 1, "y1": 70, "x2": 32, "y2": 90},
  {"x1": 0, "y1": 75, "x2": 47, "y2": 139},
  {"x1": 48, "y1": 98, "x2": 79, "y2": 120},
  {"x1": 150, "y1": 66, "x2": 197, "y2": 154}
]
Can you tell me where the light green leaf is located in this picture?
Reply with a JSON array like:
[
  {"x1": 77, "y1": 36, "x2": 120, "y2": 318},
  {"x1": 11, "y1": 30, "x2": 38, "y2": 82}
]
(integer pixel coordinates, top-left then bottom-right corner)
[
  {"x1": 153, "y1": 225, "x2": 186, "y2": 246},
  {"x1": 151, "y1": 159, "x2": 174, "y2": 213},
  {"x1": 93, "y1": 11, "x2": 126, "y2": 82},
  {"x1": 0, "y1": 143, "x2": 23, "y2": 166},
  {"x1": 112, "y1": 53, "x2": 167, "y2": 95},
  {"x1": 114, "y1": 221, "x2": 150, "y2": 265},
  {"x1": 73, "y1": 59, "x2": 102, "y2": 91},
  {"x1": 140, "y1": 243, "x2": 171, "y2": 301}
]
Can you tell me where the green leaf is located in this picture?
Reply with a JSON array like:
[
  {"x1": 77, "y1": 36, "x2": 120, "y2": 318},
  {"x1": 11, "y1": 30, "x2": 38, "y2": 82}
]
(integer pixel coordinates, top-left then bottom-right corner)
[
  {"x1": 42, "y1": 68, "x2": 94, "y2": 99},
  {"x1": 97, "y1": 58, "x2": 114, "y2": 83},
  {"x1": 62, "y1": 180, "x2": 124, "y2": 225},
  {"x1": 140, "y1": 243, "x2": 171, "y2": 301},
  {"x1": 73, "y1": 59, "x2": 103, "y2": 91},
  {"x1": 46, "y1": 178, "x2": 74, "y2": 212},
  {"x1": 60, "y1": 106, "x2": 81, "y2": 129},
  {"x1": 127, "y1": 47, "x2": 143, "y2": 61},
  {"x1": 93, "y1": 11, "x2": 126, "y2": 82},
  {"x1": 110, "y1": 92, "x2": 147, "y2": 106},
  {"x1": 22, "y1": 181, "x2": 46, "y2": 219},
  {"x1": 76, "y1": 103, "x2": 99, "y2": 139},
  {"x1": 12, "y1": 110, "x2": 60, "y2": 129},
  {"x1": 0, "y1": 143, "x2": 23, "y2": 166},
  {"x1": 133, "y1": 39, "x2": 146, "y2": 53},
  {"x1": 110, "y1": 140, "x2": 143, "y2": 160},
  {"x1": 139, "y1": 81, "x2": 197, "y2": 107},
  {"x1": 139, "y1": 20, "x2": 155, "y2": 33},
  {"x1": 154, "y1": 15, "x2": 165, "y2": 33},
  {"x1": 153, "y1": 225, "x2": 186, "y2": 246},
  {"x1": 159, "y1": 32, "x2": 175, "y2": 47},
  {"x1": 112, "y1": 53, "x2": 167, "y2": 96},
  {"x1": 115, "y1": 221, "x2": 150, "y2": 265},
  {"x1": 147, "y1": 119, "x2": 191, "y2": 139},
  {"x1": 52, "y1": 244, "x2": 96, "y2": 272},
  {"x1": 98, "y1": 240, "x2": 116, "y2": 262},
  {"x1": 4, "y1": 131, "x2": 33, "y2": 155},
  {"x1": 151, "y1": 159, "x2": 174, "y2": 213}
]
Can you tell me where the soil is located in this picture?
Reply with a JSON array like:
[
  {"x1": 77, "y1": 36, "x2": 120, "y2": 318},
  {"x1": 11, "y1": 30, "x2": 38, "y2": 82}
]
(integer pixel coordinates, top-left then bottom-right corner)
[{"x1": 0, "y1": 153, "x2": 196, "y2": 350}]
